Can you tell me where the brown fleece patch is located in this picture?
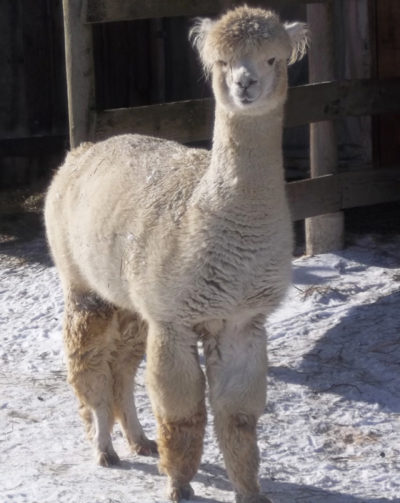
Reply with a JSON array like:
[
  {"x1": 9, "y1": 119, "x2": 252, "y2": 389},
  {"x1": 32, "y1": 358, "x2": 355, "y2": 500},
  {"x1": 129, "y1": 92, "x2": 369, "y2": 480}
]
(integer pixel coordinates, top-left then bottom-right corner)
[
  {"x1": 157, "y1": 407, "x2": 207, "y2": 485},
  {"x1": 63, "y1": 292, "x2": 117, "y2": 427}
]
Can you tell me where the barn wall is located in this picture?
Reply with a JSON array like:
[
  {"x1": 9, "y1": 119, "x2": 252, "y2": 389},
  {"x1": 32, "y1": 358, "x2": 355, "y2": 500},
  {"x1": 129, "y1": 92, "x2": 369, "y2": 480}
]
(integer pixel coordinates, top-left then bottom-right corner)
[
  {"x1": 335, "y1": 0, "x2": 372, "y2": 169},
  {"x1": 374, "y1": 0, "x2": 400, "y2": 166},
  {"x1": 0, "y1": 0, "x2": 67, "y2": 188}
]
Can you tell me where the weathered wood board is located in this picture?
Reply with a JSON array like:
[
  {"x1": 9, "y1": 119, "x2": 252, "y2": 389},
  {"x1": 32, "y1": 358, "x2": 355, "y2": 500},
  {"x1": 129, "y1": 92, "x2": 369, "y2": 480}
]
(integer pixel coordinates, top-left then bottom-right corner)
[
  {"x1": 95, "y1": 79, "x2": 400, "y2": 143},
  {"x1": 84, "y1": 0, "x2": 324, "y2": 24},
  {"x1": 287, "y1": 168, "x2": 400, "y2": 221}
]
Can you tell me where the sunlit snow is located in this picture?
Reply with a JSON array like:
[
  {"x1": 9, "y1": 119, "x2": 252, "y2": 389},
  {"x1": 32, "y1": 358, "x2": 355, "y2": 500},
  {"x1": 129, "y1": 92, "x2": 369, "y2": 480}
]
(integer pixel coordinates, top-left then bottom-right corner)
[{"x1": 1, "y1": 235, "x2": 399, "y2": 503}]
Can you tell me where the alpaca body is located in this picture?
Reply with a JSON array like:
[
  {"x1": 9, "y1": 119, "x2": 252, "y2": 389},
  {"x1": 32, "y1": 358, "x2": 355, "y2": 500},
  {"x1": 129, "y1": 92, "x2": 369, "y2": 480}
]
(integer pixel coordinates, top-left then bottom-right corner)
[
  {"x1": 45, "y1": 6, "x2": 308, "y2": 503},
  {"x1": 48, "y1": 129, "x2": 292, "y2": 324}
]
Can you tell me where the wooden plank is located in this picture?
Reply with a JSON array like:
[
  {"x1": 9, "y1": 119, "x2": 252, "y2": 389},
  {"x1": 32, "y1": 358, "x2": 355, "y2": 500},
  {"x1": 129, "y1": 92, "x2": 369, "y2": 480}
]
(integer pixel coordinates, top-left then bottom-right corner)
[
  {"x1": 84, "y1": 0, "x2": 325, "y2": 24},
  {"x1": 287, "y1": 168, "x2": 400, "y2": 221},
  {"x1": 287, "y1": 175, "x2": 341, "y2": 221},
  {"x1": 22, "y1": 0, "x2": 53, "y2": 135},
  {"x1": 305, "y1": 1, "x2": 344, "y2": 254},
  {"x1": 0, "y1": 1, "x2": 25, "y2": 136},
  {"x1": 95, "y1": 98, "x2": 214, "y2": 142},
  {"x1": 375, "y1": 0, "x2": 400, "y2": 166},
  {"x1": 63, "y1": 0, "x2": 96, "y2": 148},
  {"x1": 285, "y1": 78, "x2": 400, "y2": 127},
  {"x1": 341, "y1": 167, "x2": 400, "y2": 209},
  {"x1": 47, "y1": 0, "x2": 69, "y2": 136},
  {"x1": 95, "y1": 79, "x2": 400, "y2": 143}
]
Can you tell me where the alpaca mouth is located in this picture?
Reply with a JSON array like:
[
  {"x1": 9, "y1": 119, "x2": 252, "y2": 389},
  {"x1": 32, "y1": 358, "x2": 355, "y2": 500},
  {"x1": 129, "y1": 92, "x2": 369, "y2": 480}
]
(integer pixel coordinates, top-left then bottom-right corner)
[{"x1": 239, "y1": 96, "x2": 256, "y2": 106}]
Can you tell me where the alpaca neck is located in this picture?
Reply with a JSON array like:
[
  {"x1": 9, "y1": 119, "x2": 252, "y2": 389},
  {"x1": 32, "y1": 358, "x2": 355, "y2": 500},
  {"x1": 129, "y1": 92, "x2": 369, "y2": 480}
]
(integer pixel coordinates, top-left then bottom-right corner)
[{"x1": 207, "y1": 104, "x2": 285, "y2": 199}]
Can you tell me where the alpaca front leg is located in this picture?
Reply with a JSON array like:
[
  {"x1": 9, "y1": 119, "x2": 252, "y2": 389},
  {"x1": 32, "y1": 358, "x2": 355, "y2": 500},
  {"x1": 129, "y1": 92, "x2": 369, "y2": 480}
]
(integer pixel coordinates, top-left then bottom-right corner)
[
  {"x1": 204, "y1": 317, "x2": 272, "y2": 503},
  {"x1": 146, "y1": 322, "x2": 206, "y2": 502}
]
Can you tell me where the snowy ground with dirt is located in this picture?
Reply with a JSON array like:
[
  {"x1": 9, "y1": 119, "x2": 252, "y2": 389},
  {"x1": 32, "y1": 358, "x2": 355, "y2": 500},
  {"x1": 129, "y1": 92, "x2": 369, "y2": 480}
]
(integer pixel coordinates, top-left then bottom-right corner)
[{"x1": 1, "y1": 232, "x2": 399, "y2": 503}]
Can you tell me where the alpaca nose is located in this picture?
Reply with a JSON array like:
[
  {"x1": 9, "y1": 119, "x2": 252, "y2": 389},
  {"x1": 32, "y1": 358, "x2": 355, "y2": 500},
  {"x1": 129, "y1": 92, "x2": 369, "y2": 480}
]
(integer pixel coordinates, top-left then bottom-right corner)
[{"x1": 235, "y1": 76, "x2": 258, "y2": 90}]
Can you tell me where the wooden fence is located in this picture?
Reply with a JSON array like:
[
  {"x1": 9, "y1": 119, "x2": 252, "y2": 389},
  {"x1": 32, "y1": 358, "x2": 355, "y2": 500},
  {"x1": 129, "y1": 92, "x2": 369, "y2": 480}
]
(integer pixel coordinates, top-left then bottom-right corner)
[
  {"x1": 63, "y1": 0, "x2": 400, "y2": 252},
  {"x1": 95, "y1": 79, "x2": 400, "y2": 142}
]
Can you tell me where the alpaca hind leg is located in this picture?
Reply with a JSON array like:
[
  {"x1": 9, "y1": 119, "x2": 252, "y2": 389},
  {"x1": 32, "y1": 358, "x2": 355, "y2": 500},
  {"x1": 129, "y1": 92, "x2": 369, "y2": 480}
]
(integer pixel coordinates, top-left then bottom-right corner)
[
  {"x1": 203, "y1": 316, "x2": 272, "y2": 503},
  {"x1": 78, "y1": 402, "x2": 95, "y2": 441},
  {"x1": 146, "y1": 322, "x2": 206, "y2": 502},
  {"x1": 63, "y1": 290, "x2": 120, "y2": 467},
  {"x1": 111, "y1": 310, "x2": 157, "y2": 455}
]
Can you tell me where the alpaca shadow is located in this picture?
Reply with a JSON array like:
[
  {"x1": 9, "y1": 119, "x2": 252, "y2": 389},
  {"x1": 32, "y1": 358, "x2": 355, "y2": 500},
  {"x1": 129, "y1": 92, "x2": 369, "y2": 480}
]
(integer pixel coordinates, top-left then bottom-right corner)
[
  {"x1": 118, "y1": 459, "x2": 159, "y2": 474},
  {"x1": 269, "y1": 290, "x2": 400, "y2": 413},
  {"x1": 292, "y1": 263, "x2": 341, "y2": 286},
  {"x1": 261, "y1": 478, "x2": 396, "y2": 503},
  {"x1": 120, "y1": 460, "x2": 224, "y2": 503},
  {"x1": 196, "y1": 463, "x2": 394, "y2": 503},
  {"x1": 196, "y1": 463, "x2": 231, "y2": 492},
  {"x1": 121, "y1": 458, "x2": 394, "y2": 503}
]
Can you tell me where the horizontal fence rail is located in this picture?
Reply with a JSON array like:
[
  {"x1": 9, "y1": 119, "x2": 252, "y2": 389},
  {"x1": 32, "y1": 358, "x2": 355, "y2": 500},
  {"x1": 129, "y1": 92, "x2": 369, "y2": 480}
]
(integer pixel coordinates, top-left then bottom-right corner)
[
  {"x1": 95, "y1": 78, "x2": 400, "y2": 143},
  {"x1": 85, "y1": 0, "x2": 326, "y2": 24},
  {"x1": 286, "y1": 78, "x2": 400, "y2": 127},
  {"x1": 95, "y1": 99, "x2": 213, "y2": 143},
  {"x1": 287, "y1": 168, "x2": 400, "y2": 221}
]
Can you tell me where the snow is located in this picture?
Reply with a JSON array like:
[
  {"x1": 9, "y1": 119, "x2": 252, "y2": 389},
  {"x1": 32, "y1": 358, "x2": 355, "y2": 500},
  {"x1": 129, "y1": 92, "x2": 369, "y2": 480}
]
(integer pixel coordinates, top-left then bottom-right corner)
[{"x1": 1, "y1": 234, "x2": 399, "y2": 503}]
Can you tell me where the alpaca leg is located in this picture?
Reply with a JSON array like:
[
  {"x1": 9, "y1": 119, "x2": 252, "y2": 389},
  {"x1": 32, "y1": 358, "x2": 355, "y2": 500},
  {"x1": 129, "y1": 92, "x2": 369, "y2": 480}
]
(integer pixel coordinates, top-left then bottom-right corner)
[
  {"x1": 203, "y1": 317, "x2": 272, "y2": 503},
  {"x1": 78, "y1": 402, "x2": 95, "y2": 441},
  {"x1": 111, "y1": 310, "x2": 157, "y2": 456},
  {"x1": 146, "y1": 322, "x2": 206, "y2": 502},
  {"x1": 63, "y1": 290, "x2": 120, "y2": 467}
]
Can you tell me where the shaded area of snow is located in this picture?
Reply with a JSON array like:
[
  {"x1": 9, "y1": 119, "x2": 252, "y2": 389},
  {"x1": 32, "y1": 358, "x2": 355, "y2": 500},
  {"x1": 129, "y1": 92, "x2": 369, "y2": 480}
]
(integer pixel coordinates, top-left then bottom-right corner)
[{"x1": 1, "y1": 234, "x2": 399, "y2": 502}]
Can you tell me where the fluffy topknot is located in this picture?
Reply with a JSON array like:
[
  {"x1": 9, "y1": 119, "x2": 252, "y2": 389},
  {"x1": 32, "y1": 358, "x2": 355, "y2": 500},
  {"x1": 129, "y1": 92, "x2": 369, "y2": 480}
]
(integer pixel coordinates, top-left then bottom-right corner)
[
  {"x1": 208, "y1": 6, "x2": 282, "y2": 52},
  {"x1": 190, "y1": 5, "x2": 309, "y2": 75}
]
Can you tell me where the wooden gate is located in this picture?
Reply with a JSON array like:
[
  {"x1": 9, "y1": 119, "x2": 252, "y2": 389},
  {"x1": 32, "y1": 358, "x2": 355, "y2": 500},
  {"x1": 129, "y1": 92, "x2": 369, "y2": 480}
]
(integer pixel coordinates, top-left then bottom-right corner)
[{"x1": 63, "y1": 0, "x2": 400, "y2": 253}]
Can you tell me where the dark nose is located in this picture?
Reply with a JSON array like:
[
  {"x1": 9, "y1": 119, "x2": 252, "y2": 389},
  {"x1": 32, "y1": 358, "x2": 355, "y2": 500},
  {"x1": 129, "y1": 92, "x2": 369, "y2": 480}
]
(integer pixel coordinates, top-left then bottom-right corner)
[{"x1": 235, "y1": 77, "x2": 258, "y2": 90}]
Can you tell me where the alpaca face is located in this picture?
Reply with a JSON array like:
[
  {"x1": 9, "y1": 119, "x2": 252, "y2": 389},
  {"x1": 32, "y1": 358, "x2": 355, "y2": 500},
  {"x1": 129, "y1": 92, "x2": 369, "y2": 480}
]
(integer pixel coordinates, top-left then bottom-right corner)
[
  {"x1": 190, "y1": 5, "x2": 309, "y2": 116},
  {"x1": 211, "y1": 48, "x2": 289, "y2": 115}
]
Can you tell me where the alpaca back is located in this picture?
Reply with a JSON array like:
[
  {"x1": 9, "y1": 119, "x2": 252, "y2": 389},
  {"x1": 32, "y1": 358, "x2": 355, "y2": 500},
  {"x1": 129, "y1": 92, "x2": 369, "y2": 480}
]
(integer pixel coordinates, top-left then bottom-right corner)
[{"x1": 45, "y1": 134, "x2": 209, "y2": 310}]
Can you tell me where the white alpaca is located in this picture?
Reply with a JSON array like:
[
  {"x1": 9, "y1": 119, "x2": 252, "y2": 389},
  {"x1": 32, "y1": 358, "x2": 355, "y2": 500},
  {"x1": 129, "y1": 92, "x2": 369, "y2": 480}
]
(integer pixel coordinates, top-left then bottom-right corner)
[{"x1": 45, "y1": 6, "x2": 308, "y2": 503}]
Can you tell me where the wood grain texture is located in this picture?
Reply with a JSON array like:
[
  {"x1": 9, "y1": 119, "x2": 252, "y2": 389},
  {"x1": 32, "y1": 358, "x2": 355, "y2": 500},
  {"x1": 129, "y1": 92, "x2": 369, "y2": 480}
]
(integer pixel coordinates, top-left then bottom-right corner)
[
  {"x1": 94, "y1": 79, "x2": 400, "y2": 143},
  {"x1": 287, "y1": 168, "x2": 400, "y2": 221},
  {"x1": 305, "y1": 0, "x2": 343, "y2": 254},
  {"x1": 95, "y1": 98, "x2": 214, "y2": 142},
  {"x1": 63, "y1": 0, "x2": 96, "y2": 148},
  {"x1": 375, "y1": 0, "x2": 400, "y2": 165},
  {"x1": 84, "y1": 0, "x2": 325, "y2": 24}
]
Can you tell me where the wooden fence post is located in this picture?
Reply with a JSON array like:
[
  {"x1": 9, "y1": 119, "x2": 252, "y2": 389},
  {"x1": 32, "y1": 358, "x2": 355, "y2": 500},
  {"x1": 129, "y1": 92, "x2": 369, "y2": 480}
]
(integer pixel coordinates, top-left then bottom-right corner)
[
  {"x1": 305, "y1": 1, "x2": 344, "y2": 254},
  {"x1": 63, "y1": 0, "x2": 95, "y2": 148}
]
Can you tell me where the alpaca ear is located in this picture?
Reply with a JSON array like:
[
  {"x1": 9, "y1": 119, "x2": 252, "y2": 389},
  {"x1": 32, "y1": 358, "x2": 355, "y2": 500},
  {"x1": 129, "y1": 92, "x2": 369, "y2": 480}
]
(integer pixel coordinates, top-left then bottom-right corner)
[
  {"x1": 284, "y1": 22, "x2": 310, "y2": 64},
  {"x1": 189, "y1": 17, "x2": 215, "y2": 74}
]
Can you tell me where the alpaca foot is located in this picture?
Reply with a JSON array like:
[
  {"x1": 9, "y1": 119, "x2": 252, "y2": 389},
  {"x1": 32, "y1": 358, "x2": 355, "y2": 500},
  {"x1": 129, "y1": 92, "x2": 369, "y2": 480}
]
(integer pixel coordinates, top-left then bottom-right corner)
[
  {"x1": 236, "y1": 493, "x2": 273, "y2": 503},
  {"x1": 167, "y1": 481, "x2": 194, "y2": 502},
  {"x1": 133, "y1": 437, "x2": 158, "y2": 456},
  {"x1": 96, "y1": 448, "x2": 121, "y2": 467}
]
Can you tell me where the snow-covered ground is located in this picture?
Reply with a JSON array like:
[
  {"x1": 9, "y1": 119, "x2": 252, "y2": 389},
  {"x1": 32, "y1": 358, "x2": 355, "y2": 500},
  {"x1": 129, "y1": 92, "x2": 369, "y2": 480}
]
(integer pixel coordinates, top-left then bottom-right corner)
[{"x1": 1, "y1": 233, "x2": 399, "y2": 503}]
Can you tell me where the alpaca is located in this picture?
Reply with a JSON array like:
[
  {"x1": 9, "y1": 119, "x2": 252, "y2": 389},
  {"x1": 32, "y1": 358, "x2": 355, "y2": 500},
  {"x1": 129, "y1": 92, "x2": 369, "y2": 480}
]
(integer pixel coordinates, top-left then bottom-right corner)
[{"x1": 44, "y1": 6, "x2": 308, "y2": 503}]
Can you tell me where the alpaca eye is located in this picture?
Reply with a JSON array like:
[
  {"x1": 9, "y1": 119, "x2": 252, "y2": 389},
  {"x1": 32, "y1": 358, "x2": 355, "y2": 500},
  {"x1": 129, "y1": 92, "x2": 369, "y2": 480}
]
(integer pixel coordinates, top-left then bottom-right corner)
[
  {"x1": 267, "y1": 57, "x2": 276, "y2": 66},
  {"x1": 217, "y1": 60, "x2": 228, "y2": 68}
]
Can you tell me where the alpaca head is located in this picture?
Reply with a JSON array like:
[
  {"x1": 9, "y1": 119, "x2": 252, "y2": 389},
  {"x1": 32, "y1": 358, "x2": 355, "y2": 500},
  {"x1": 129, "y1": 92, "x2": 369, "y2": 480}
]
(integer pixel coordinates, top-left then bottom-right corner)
[{"x1": 190, "y1": 5, "x2": 309, "y2": 116}]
